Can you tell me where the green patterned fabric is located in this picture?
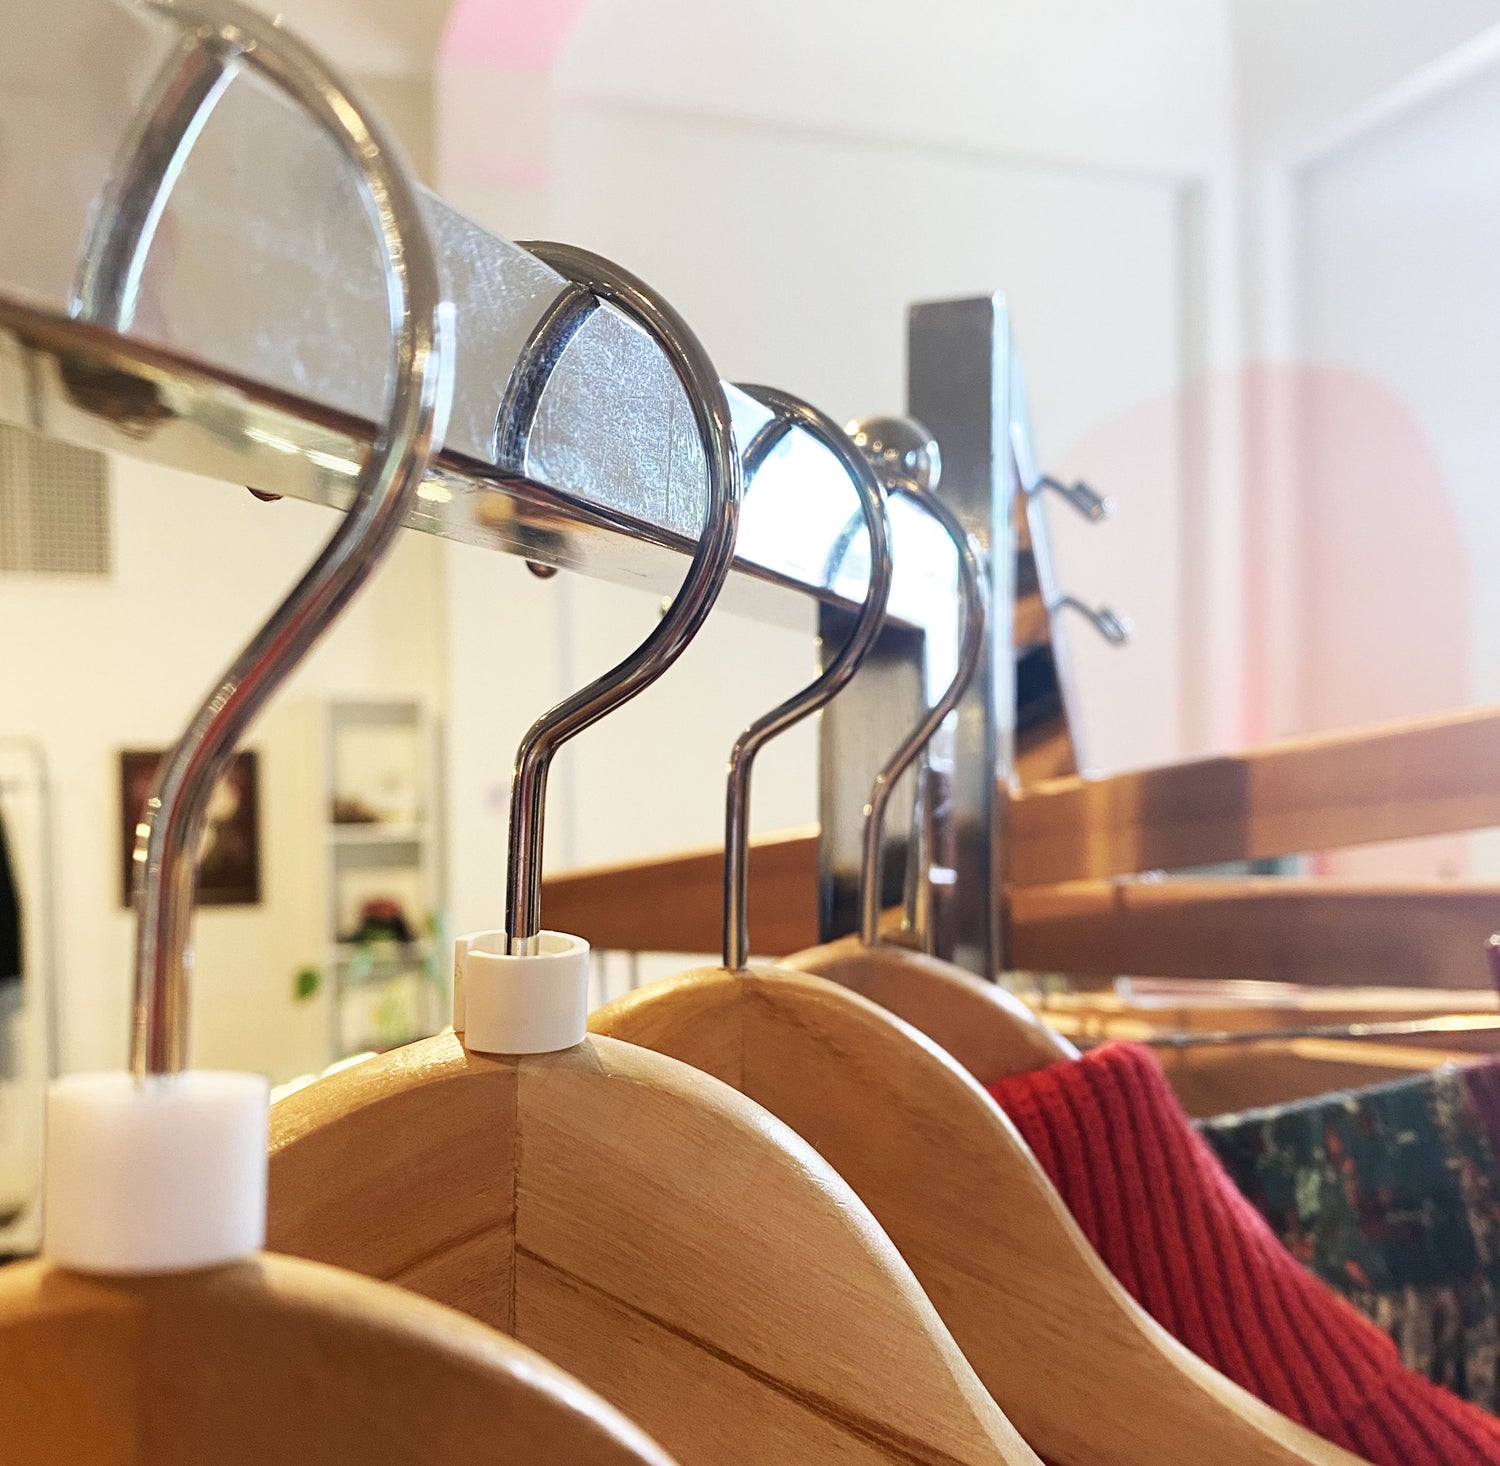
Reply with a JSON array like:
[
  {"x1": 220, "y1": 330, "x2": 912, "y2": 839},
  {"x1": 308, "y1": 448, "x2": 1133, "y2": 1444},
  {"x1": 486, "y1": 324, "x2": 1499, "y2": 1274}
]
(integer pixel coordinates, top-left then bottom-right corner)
[{"x1": 1198, "y1": 1062, "x2": 1500, "y2": 1414}]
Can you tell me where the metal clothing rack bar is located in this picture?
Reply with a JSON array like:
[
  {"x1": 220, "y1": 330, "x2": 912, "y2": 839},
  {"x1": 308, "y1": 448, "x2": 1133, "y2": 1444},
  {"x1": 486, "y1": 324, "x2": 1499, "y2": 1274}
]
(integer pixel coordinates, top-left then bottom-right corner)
[
  {"x1": 0, "y1": 0, "x2": 936, "y2": 627},
  {"x1": 0, "y1": 0, "x2": 1036, "y2": 975},
  {"x1": 1147, "y1": 1014, "x2": 1500, "y2": 1051}
]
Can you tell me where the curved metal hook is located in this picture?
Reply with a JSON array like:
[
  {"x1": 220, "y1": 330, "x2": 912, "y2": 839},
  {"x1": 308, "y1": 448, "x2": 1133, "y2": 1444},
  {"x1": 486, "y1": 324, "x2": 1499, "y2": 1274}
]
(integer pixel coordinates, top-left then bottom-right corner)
[
  {"x1": 1031, "y1": 475, "x2": 1113, "y2": 523},
  {"x1": 1051, "y1": 594, "x2": 1132, "y2": 645},
  {"x1": 724, "y1": 387, "x2": 893, "y2": 972},
  {"x1": 501, "y1": 243, "x2": 741, "y2": 955},
  {"x1": 858, "y1": 483, "x2": 986, "y2": 948},
  {"x1": 71, "y1": 17, "x2": 234, "y2": 328},
  {"x1": 77, "y1": 1, "x2": 448, "y2": 1076}
]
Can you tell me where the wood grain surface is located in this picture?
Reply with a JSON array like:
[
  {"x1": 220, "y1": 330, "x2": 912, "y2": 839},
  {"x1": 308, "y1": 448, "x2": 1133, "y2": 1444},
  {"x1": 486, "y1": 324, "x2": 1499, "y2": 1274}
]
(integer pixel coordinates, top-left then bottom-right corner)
[
  {"x1": 593, "y1": 965, "x2": 1369, "y2": 1466},
  {"x1": 1010, "y1": 704, "x2": 1500, "y2": 886},
  {"x1": 0, "y1": 1251, "x2": 680, "y2": 1465},
  {"x1": 269, "y1": 1031, "x2": 1038, "y2": 1465}
]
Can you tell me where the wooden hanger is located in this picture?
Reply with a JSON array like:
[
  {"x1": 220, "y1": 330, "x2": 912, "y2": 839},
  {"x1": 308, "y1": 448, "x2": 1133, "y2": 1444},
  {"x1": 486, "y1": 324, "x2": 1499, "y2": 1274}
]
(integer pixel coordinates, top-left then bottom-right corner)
[
  {"x1": 788, "y1": 931, "x2": 1076, "y2": 1081},
  {"x1": 0, "y1": 21, "x2": 673, "y2": 1465},
  {"x1": 594, "y1": 968, "x2": 1367, "y2": 1466},
  {"x1": 269, "y1": 368, "x2": 1038, "y2": 1466},
  {"x1": 269, "y1": 1028, "x2": 1035, "y2": 1465},
  {"x1": 594, "y1": 451, "x2": 1367, "y2": 1465},
  {"x1": 0, "y1": 1252, "x2": 680, "y2": 1466}
]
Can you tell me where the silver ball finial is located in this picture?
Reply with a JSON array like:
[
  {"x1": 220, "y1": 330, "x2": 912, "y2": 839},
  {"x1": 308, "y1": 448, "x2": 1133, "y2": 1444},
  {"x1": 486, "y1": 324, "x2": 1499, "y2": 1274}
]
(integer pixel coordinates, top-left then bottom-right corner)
[{"x1": 847, "y1": 415, "x2": 941, "y2": 493}]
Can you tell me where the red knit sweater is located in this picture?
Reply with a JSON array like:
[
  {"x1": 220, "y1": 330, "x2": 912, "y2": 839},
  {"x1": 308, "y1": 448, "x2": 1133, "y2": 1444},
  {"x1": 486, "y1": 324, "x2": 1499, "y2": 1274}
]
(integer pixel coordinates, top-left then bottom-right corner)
[{"x1": 988, "y1": 1043, "x2": 1500, "y2": 1465}]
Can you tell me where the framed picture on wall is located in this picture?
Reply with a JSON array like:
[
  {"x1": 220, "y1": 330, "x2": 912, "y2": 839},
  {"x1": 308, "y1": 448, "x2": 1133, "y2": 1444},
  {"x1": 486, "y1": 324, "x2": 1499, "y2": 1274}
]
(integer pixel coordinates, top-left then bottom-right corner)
[{"x1": 119, "y1": 749, "x2": 262, "y2": 907}]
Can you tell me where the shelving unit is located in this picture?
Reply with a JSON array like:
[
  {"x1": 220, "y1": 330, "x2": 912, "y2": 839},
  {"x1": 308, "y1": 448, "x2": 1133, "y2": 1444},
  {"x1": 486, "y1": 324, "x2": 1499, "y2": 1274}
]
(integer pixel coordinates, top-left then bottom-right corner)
[{"x1": 322, "y1": 697, "x2": 445, "y2": 1060}]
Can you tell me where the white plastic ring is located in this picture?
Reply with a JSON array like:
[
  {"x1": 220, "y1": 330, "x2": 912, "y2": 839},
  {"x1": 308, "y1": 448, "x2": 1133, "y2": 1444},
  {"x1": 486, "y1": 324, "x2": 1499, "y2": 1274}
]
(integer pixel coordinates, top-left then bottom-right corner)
[
  {"x1": 43, "y1": 1070, "x2": 268, "y2": 1275},
  {"x1": 455, "y1": 930, "x2": 590, "y2": 1055}
]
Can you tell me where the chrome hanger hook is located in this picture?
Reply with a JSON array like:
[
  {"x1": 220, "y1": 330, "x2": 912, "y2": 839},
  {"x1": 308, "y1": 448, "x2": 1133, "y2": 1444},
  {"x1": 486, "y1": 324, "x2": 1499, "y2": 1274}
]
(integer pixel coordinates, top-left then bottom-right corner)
[
  {"x1": 78, "y1": 1, "x2": 449, "y2": 1078},
  {"x1": 723, "y1": 388, "x2": 893, "y2": 972},
  {"x1": 501, "y1": 243, "x2": 741, "y2": 956},
  {"x1": 847, "y1": 427, "x2": 987, "y2": 951}
]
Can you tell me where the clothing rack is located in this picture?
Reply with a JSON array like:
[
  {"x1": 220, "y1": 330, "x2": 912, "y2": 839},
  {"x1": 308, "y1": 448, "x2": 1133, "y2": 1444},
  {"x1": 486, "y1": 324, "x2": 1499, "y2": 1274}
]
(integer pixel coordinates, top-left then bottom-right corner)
[{"x1": 0, "y1": 0, "x2": 1103, "y2": 978}]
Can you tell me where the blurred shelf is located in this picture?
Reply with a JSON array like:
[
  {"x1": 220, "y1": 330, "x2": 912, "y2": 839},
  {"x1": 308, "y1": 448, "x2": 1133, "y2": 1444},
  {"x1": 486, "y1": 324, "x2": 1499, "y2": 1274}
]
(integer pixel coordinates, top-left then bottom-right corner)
[
  {"x1": 327, "y1": 822, "x2": 425, "y2": 845},
  {"x1": 333, "y1": 939, "x2": 429, "y2": 959},
  {"x1": 323, "y1": 695, "x2": 443, "y2": 1062},
  {"x1": 333, "y1": 951, "x2": 436, "y2": 989}
]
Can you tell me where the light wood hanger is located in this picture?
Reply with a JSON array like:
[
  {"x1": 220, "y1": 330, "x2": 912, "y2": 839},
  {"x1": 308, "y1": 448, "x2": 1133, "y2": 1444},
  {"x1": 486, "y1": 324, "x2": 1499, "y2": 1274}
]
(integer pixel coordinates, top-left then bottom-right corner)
[
  {"x1": 594, "y1": 451, "x2": 1368, "y2": 1466},
  {"x1": 0, "y1": 1253, "x2": 680, "y2": 1466},
  {"x1": 594, "y1": 969, "x2": 1367, "y2": 1466},
  {"x1": 788, "y1": 933, "x2": 1075, "y2": 1082},
  {"x1": 269, "y1": 1028, "x2": 1035, "y2": 1465},
  {"x1": 269, "y1": 368, "x2": 1038, "y2": 1466},
  {"x1": 0, "y1": 20, "x2": 675, "y2": 1465}
]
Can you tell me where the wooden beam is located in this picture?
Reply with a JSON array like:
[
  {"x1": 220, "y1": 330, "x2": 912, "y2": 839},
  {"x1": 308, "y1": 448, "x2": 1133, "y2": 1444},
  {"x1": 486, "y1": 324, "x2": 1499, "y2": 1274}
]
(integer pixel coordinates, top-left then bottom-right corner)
[
  {"x1": 1010, "y1": 877, "x2": 1500, "y2": 989},
  {"x1": 1010, "y1": 704, "x2": 1500, "y2": 885},
  {"x1": 1156, "y1": 1039, "x2": 1491, "y2": 1119},
  {"x1": 542, "y1": 826, "x2": 819, "y2": 957}
]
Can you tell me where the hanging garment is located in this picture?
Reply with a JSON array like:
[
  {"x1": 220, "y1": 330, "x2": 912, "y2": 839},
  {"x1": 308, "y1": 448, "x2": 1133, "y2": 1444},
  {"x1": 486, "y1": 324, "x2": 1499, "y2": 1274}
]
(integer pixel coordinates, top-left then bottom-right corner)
[
  {"x1": 1197, "y1": 1058, "x2": 1500, "y2": 1414},
  {"x1": 0, "y1": 805, "x2": 19, "y2": 988},
  {"x1": 988, "y1": 1042, "x2": 1500, "y2": 1466},
  {"x1": 0, "y1": 806, "x2": 21, "y2": 1083}
]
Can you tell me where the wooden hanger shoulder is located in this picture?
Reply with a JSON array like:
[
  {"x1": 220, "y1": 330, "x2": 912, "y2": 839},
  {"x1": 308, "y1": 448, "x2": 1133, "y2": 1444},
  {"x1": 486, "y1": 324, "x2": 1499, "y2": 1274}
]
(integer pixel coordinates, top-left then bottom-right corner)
[
  {"x1": 786, "y1": 934, "x2": 1077, "y2": 1081},
  {"x1": 592, "y1": 965, "x2": 1369, "y2": 1466},
  {"x1": 268, "y1": 1030, "x2": 1038, "y2": 1466},
  {"x1": 0, "y1": 1251, "x2": 677, "y2": 1466}
]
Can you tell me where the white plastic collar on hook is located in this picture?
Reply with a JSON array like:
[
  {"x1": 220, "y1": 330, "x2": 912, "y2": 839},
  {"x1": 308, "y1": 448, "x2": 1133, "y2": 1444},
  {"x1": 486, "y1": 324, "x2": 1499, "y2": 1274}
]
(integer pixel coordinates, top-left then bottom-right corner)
[
  {"x1": 42, "y1": 1071, "x2": 268, "y2": 1274},
  {"x1": 455, "y1": 930, "x2": 590, "y2": 1055}
]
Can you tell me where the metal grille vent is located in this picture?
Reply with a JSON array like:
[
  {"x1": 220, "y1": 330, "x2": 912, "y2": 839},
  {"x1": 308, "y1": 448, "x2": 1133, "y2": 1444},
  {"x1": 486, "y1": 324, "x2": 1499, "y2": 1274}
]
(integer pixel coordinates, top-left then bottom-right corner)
[{"x1": 0, "y1": 424, "x2": 111, "y2": 576}]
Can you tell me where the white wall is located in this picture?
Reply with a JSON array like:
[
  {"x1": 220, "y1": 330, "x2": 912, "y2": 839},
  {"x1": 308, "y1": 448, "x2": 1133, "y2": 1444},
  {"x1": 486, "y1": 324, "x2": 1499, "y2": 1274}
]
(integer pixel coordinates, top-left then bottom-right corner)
[
  {"x1": 559, "y1": 0, "x2": 1232, "y2": 177},
  {"x1": 546, "y1": 108, "x2": 1188, "y2": 777},
  {"x1": 1287, "y1": 55, "x2": 1500, "y2": 882},
  {"x1": 0, "y1": 458, "x2": 446, "y2": 1080},
  {"x1": 431, "y1": 0, "x2": 1243, "y2": 954},
  {"x1": 1223, "y1": 5, "x2": 1500, "y2": 882},
  {"x1": 1231, "y1": 2, "x2": 1500, "y2": 170},
  {"x1": 1230, "y1": 5, "x2": 1500, "y2": 748}
]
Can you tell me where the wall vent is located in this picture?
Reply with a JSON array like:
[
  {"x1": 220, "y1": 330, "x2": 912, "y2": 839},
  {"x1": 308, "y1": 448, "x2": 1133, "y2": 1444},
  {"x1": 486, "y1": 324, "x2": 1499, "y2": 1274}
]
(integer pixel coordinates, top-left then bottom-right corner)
[{"x1": 0, "y1": 424, "x2": 111, "y2": 576}]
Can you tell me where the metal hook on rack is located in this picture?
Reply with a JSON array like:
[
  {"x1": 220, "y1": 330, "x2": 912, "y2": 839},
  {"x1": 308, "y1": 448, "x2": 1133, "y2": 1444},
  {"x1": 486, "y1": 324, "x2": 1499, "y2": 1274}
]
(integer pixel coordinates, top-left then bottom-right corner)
[
  {"x1": 1130, "y1": 924, "x2": 1500, "y2": 1053},
  {"x1": 72, "y1": 0, "x2": 449, "y2": 1078},
  {"x1": 1030, "y1": 475, "x2": 1113, "y2": 524},
  {"x1": 1050, "y1": 594, "x2": 1132, "y2": 646},
  {"x1": 496, "y1": 243, "x2": 741, "y2": 957},
  {"x1": 723, "y1": 388, "x2": 893, "y2": 972},
  {"x1": 846, "y1": 422, "x2": 987, "y2": 952}
]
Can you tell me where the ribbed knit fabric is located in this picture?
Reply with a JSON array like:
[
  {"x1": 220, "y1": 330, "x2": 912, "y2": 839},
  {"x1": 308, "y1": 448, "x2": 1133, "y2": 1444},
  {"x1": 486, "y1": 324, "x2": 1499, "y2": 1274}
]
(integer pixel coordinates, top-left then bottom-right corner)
[{"x1": 988, "y1": 1043, "x2": 1500, "y2": 1465}]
